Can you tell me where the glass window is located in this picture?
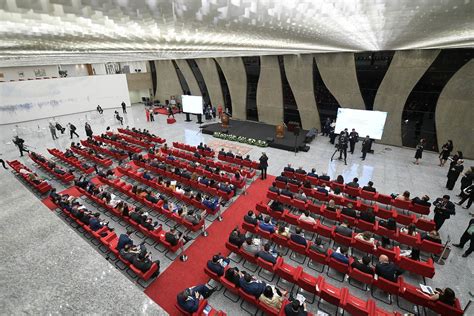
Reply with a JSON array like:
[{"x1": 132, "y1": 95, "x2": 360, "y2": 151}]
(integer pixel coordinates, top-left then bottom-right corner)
[{"x1": 242, "y1": 56, "x2": 260, "y2": 121}]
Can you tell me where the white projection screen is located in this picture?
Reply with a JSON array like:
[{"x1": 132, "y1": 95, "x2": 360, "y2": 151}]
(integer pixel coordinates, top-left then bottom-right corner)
[
  {"x1": 182, "y1": 95, "x2": 203, "y2": 114},
  {"x1": 334, "y1": 108, "x2": 388, "y2": 140},
  {"x1": 0, "y1": 74, "x2": 130, "y2": 124}
]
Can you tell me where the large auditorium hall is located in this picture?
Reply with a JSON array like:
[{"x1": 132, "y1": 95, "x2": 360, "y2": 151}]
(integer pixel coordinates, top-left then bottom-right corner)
[{"x1": 0, "y1": 1, "x2": 473, "y2": 315}]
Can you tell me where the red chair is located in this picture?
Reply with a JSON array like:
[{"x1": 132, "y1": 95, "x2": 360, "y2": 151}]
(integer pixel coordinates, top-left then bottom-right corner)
[
  {"x1": 267, "y1": 190, "x2": 279, "y2": 201},
  {"x1": 419, "y1": 239, "x2": 443, "y2": 255},
  {"x1": 415, "y1": 217, "x2": 436, "y2": 232},
  {"x1": 430, "y1": 298, "x2": 464, "y2": 316},
  {"x1": 397, "y1": 232, "x2": 420, "y2": 249},
  {"x1": 306, "y1": 246, "x2": 329, "y2": 273},
  {"x1": 307, "y1": 202, "x2": 321, "y2": 216},
  {"x1": 288, "y1": 183, "x2": 300, "y2": 193},
  {"x1": 330, "y1": 182, "x2": 345, "y2": 192},
  {"x1": 315, "y1": 222, "x2": 334, "y2": 239},
  {"x1": 374, "y1": 206, "x2": 394, "y2": 220},
  {"x1": 320, "y1": 207, "x2": 339, "y2": 223},
  {"x1": 275, "y1": 180, "x2": 286, "y2": 189},
  {"x1": 333, "y1": 232, "x2": 353, "y2": 248},
  {"x1": 283, "y1": 212, "x2": 300, "y2": 226},
  {"x1": 238, "y1": 288, "x2": 259, "y2": 314},
  {"x1": 220, "y1": 275, "x2": 240, "y2": 303},
  {"x1": 355, "y1": 219, "x2": 376, "y2": 232},
  {"x1": 371, "y1": 276, "x2": 403, "y2": 305},
  {"x1": 359, "y1": 190, "x2": 377, "y2": 203},
  {"x1": 398, "y1": 256, "x2": 435, "y2": 279},
  {"x1": 242, "y1": 221, "x2": 257, "y2": 234},
  {"x1": 257, "y1": 256, "x2": 282, "y2": 282},
  {"x1": 410, "y1": 203, "x2": 431, "y2": 215},
  {"x1": 375, "y1": 246, "x2": 398, "y2": 263},
  {"x1": 312, "y1": 190, "x2": 329, "y2": 203},
  {"x1": 342, "y1": 292, "x2": 375, "y2": 316},
  {"x1": 287, "y1": 239, "x2": 308, "y2": 264},
  {"x1": 292, "y1": 199, "x2": 306, "y2": 211},
  {"x1": 326, "y1": 255, "x2": 350, "y2": 282},
  {"x1": 394, "y1": 212, "x2": 416, "y2": 226},
  {"x1": 256, "y1": 226, "x2": 273, "y2": 241},
  {"x1": 296, "y1": 271, "x2": 320, "y2": 303},
  {"x1": 348, "y1": 265, "x2": 374, "y2": 291},
  {"x1": 279, "y1": 195, "x2": 292, "y2": 206},
  {"x1": 392, "y1": 199, "x2": 412, "y2": 211},
  {"x1": 317, "y1": 279, "x2": 346, "y2": 314},
  {"x1": 256, "y1": 202, "x2": 269, "y2": 214},
  {"x1": 353, "y1": 237, "x2": 377, "y2": 255},
  {"x1": 275, "y1": 262, "x2": 302, "y2": 284},
  {"x1": 344, "y1": 186, "x2": 360, "y2": 198}
]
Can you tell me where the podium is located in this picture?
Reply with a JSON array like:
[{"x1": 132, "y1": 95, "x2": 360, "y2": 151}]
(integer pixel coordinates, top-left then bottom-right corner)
[
  {"x1": 276, "y1": 124, "x2": 285, "y2": 139},
  {"x1": 221, "y1": 114, "x2": 229, "y2": 128}
]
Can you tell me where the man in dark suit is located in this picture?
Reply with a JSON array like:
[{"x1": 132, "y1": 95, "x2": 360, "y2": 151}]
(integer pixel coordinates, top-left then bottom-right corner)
[
  {"x1": 290, "y1": 227, "x2": 308, "y2": 246},
  {"x1": 346, "y1": 177, "x2": 360, "y2": 188},
  {"x1": 281, "y1": 186, "x2": 294, "y2": 198},
  {"x1": 351, "y1": 256, "x2": 374, "y2": 275},
  {"x1": 276, "y1": 174, "x2": 288, "y2": 183},
  {"x1": 319, "y1": 173, "x2": 330, "y2": 181},
  {"x1": 117, "y1": 229, "x2": 134, "y2": 251},
  {"x1": 349, "y1": 128, "x2": 359, "y2": 154},
  {"x1": 375, "y1": 255, "x2": 402, "y2": 282},
  {"x1": 121, "y1": 101, "x2": 127, "y2": 113},
  {"x1": 165, "y1": 228, "x2": 181, "y2": 246},
  {"x1": 284, "y1": 164, "x2": 295, "y2": 172},
  {"x1": 359, "y1": 208, "x2": 376, "y2": 223},
  {"x1": 433, "y1": 195, "x2": 456, "y2": 230},
  {"x1": 453, "y1": 218, "x2": 474, "y2": 258},
  {"x1": 228, "y1": 228, "x2": 246, "y2": 247},
  {"x1": 133, "y1": 251, "x2": 159, "y2": 274},
  {"x1": 259, "y1": 153, "x2": 268, "y2": 180},
  {"x1": 295, "y1": 166, "x2": 306, "y2": 174},
  {"x1": 207, "y1": 254, "x2": 229, "y2": 276},
  {"x1": 412, "y1": 195, "x2": 431, "y2": 207},
  {"x1": 335, "y1": 221, "x2": 353, "y2": 237},
  {"x1": 177, "y1": 284, "x2": 215, "y2": 313},
  {"x1": 256, "y1": 243, "x2": 277, "y2": 264},
  {"x1": 269, "y1": 182, "x2": 280, "y2": 194},
  {"x1": 341, "y1": 203, "x2": 357, "y2": 218},
  {"x1": 362, "y1": 181, "x2": 376, "y2": 193},
  {"x1": 239, "y1": 273, "x2": 266, "y2": 298},
  {"x1": 307, "y1": 168, "x2": 318, "y2": 178},
  {"x1": 361, "y1": 135, "x2": 371, "y2": 160},
  {"x1": 270, "y1": 200, "x2": 284, "y2": 213},
  {"x1": 244, "y1": 210, "x2": 259, "y2": 225}
]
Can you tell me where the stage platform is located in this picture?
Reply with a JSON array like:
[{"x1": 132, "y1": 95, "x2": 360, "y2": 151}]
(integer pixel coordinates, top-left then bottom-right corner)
[{"x1": 201, "y1": 119, "x2": 310, "y2": 152}]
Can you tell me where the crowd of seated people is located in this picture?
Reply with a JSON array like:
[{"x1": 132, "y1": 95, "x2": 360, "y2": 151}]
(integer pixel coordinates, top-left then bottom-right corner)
[
  {"x1": 116, "y1": 229, "x2": 160, "y2": 275},
  {"x1": 18, "y1": 167, "x2": 49, "y2": 185},
  {"x1": 126, "y1": 126, "x2": 159, "y2": 139},
  {"x1": 84, "y1": 137, "x2": 127, "y2": 157},
  {"x1": 30, "y1": 151, "x2": 74, "y2": 175}
]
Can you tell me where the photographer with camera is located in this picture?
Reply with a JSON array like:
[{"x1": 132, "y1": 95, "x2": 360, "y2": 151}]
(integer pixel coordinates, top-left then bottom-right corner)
[
  {"x1": 12, "y1": 136, "x2": 29, "y2": 157},
  {"x1": 337, "y1": 128, "x2": 349, "y2": 165}
]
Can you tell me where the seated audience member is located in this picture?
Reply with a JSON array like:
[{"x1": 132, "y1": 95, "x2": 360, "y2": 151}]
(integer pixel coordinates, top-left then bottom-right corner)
[
  {"x1": 362, "y1": 181, "x2": 376, "y2": 192},
  {"x1": 310, "y1": 237, "x2": 328, "y2": 254},
  {"x1": 375, "y1": 255, "x2": 403, "y2": 282},
  {"x1": 207, "y1": 254, "x2": 230, "y2": 276},
  {"x1": 183, "y1": 209, "x2": 202, "y2": 226},
  {"x1": 341, "y1": 203, "x2": 357, "y2": 218},
  {"x1": 316, "y1": 184, "x2": 329, "y2": 195},
  {"x1": 130, "y1": 208, "x2": 145, "y2": 224},
  {"x1": 295, "y1": 166, "x2": 306, "y2": 174},
  {"x1": 165, "y1": 228, "x2": 183, "y2": 246},
  {"x1": 89, "y1": 212, "x2": 109, "y2": 231},
  {"x1": 142, "y1": 218, "x2": 159, "y2": 231},
  {"x1": 379, "y1": 218, "x2": 397, "y2": 231},
  {"x1": 355, "y1": 231, "x2": 376, "y2": 247},
  {"x1": 177, "y1": 284, "x2": 216, "y2": 313},
  {"x1": 276, "y1": 174, "x2": 288, "y2": 183},
  {"x1": 259, "y1": 216, "x2": 276, "y2": 233},
  {"x1": 239, "y1": 273, "x2": 267, "y2": 298},
  {"x1": 396, "y1": 190, "x2": 411, "y2": 201},
  {"x1": 331, "y1": 246, "x2": 349, "y2": 264},
  {"x1": 332, "y1": 187, "x2": 343, "y2": 196},
  {"x1": 335, "y1": 221, "x2": 353, "y2": 237},
  {"x1": 276, "y1": 225, "x2": 289, "y2": 238},
  {"x1": 346, "y1": 177, "x2": 360, "y2": 188},
  {"x1": 280, "y1": 186, "x2": 293, "y2": 198},
  {"x1": 359, "y1": 207, "x2": 376, "y2": 223},
  {"x1": 284, "y1": 299, "x2": 308, "y2": 316},
  {"x1": 400, "y1": 247, "x2": 421, "y2": 261},
  {"x1": 421, "y1": 230, "x2": 442, "y2": 244},
  {"x1": 119, "y1": 244, "x2": 139, "y2": 263},
  {"x1": 244, "y1": 210, "x2": 259, "y2": 225},
  {"x1": 299, "y1": 210, "x2": 316, "y2": 224},
  {"x1": 284, "y1": 164, "x2": 295, "y2": 172},
  {"x1": 290, "y1": 227, "x2": 308, "y2": 246},
  {"x1": 218, "y1": 148, "x2": 225, "y2": 156},
  {"x1": 226, "y1": 150, "x2": 234, "y2": 158},
  {"x1": 117, "y1": 229, "x2": 134, "y2": 251},
  {"x1": 400, "y1": 223, "x2": 418, "y2": 236},
  {"x1": 303, "y1": 180, "x2": 312, "y2": 189},
  {"x1": 307, "y1": 168, "x2": 318, "y2": 178},
  {"x1": 294, "y1": 190, "x2": 307, "y2": 202},
  {"x1": 203, "y1": 196, "x2": 219, "y2": 210},
  {"x1": 335, "y1": 174, "x2": 344, "y2": 184},
  {"x1": 225, "y1": 266, "x2": 242, "y2": 287},
  {"x1": 133, "y1": 251, "x2": 160, "y2": 275},
  {"x1": 259, "y1": 285, "x2": 286, "y2": 309},
  {"x1": 412, "y1": 195, "x2": 431, "y2": 207},
  {"x1": 269, "y1": 182, "x2": 280, "y2": 194},
  {"x1": 319, "y1": 173, "x2": 330, "y2": 181},
  {"x1": 242, "y1": 237, "x2": 261, "y2": 255},
  {"x1": 427, "y1": 287, "x2": 456, "y2": 306},
  {"x1": 256, "y1": 243, "x2": 277, "y2": 264},
  {"x1": 351, "y1": 255, "x2": 374, "y2": 275},
  {"x1": 326, "y1": 199, "x2": 337, "y2": 212},
  {"x1": 229, "y1": 228, "x2": 246, "y2": 247},
  {"x1": 270, "y1": 200, "x2": 284, "y2": 212}
]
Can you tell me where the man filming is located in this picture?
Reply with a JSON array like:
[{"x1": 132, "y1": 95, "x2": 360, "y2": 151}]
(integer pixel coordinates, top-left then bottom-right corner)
[
  {"x1": 12, "y1": 136, "x2": 29, "y2": 157},
  {"x1": 338, "y1": 129, "x2": 349, "y2": 165}
]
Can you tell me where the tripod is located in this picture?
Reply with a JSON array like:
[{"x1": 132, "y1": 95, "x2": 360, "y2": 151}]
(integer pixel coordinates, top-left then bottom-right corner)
[{"x1": 331, "y1": 146, "x2": 347, "y2": 165}]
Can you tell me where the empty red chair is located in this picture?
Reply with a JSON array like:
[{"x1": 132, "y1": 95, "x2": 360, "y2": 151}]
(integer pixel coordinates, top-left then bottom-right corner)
[
  {"x1": 348, "y1": 265, "x2": 374, "y2": 291},
  {"x1": 275, "y1": 262, "x2": 302, "y2": 284},
  {"x1": 298, "y1": 219, "x2": 317, "y2": 233},
  {"x1": 375, "y1": 207, "x2": 394, "y2": 220},
  {"x1": 267, "y1": 190, "x2": 279, "y2": 201},
  {"x1": 342, "y1": 292, "x2": 375, "y2": 316},
  {"x1": 283, "y1": 212, "x2": 300, "y2": 226},
  {"x1": 317, "y1": 279, "x2": 346, "y2": 312},
  {"x1": 296, "y1": 270, "x2": 320, "y2": 295},
  {"x1": 307, "y1": 202, "x2": 321, "y2": 216},
  {"x1": 394, "y1": 212, "x2": 416, "y2": 226},
  {"x1": 415, "y1": 217, "x2": 436, "y2": 232},
  {"x1": 326, "y1": 254, "x2": 350, "y2": 282},
  {"x1": 392, "y1": 199, "x2": 412, "y2": 211},
  {"x1": 312, "y1": 190, "x2": 329, "y2": 203},
  {"x1": 292, "y1": 199, "x2": 306, "y2": 211},
  {"x1": 320, "y1": 206, "x2": 339, "y2": 223},
  {"x1": 359, "y1": 190, "x2": 377, "y2": 203},
  {"x1": 242, "y1": 221, "x2": 257, "y2": 234},
  {"x1": 333, "y1": 232, "x2": 353, "y2": 248},
  {"x1": 315, "y1": 222, "x2": 334, "y2": 239},
  {"x1": 344, "y1": 186, "x2": 360, "y2": 198},
  {"x1": 279, "y1": 195, "x2": 292, "y2": 206},
  {"x1": 419, "y1": 239, "x2": 443, "y2": 255},
  {"x1": 288, "y1": 183, "x2": 300, "y2": 193},
  {"x1": 410, "y1": 203, "x2": 430, "y2": 215},
  {"x1": 356, "y1": 219, "x2": 376, "y2": 232},
  {"x1": 397, "y1": 232, "x2": 420, "y2": 249},
  {"x1": 377, "y1": 193, "x2": 393, "y2": 207},
  {"x1": 371, "y1": 276, "x2": 403, "y2": 305},
  {"x1": 256, "y1": 202, "x2": 269, "y2": 214},
  {"x1": 399, "y1": 256, "x2": 435, "y2": 279}
]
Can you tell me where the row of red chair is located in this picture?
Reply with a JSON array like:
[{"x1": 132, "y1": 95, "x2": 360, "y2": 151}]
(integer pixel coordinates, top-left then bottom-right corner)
[
  {"x1": 29, "y1": 153, "x2": 75, "y2": 183},
  {"x1": 52, "y1": 196, "x2": 159, "y2": 281},
  {"x1": 259, "y1": 199, "x2": 441, "y2": 255},
  {"x1": 223, "y1": 242, "x2": 398, "y2": 316},
  {"x1": 47, "y1": 148, "x2": 94, "y2": 174},
  {"x1": 93, "y1": 135, "x2": 141, "y2": 154},
  {"x1": 241, "y1": 218, "x2": 436, "y2": 279},
  {"x1": 100, "y1": 175, "x2": 205, "y2": 233},
  {"x1": 80, "y1": 140, "x2": 128, "y2": 160},
  {"x1": 149, "y1": 153, "x2": 246, "y2": 189},
  {"x1": 217, "y1": 154, "x2": 260, "y2": 170},
  {"x1": 106, "y1": 132, "x2": 154, "y2": 149},
  {"x1": 70, "y1": 146, "x2": 113, "y2": 167},
  {"x1": 117, "y1": 128, "x2": 166, "y2": 144},
  {"x1": 279, "y1": 171, "x2": 431, "y2": 216},
  {"x1": 268, "y1": 189, "x2": 436, "y2": 232},
  {"x1": 175, "y1": 298, "x2": 226, "y2": 316},
  {"x1": 133, "y1": 160, "x2": 235, "y2": 202},
  {"x1": 172, "y1": 141, "x2": 215, "y2": 158},
  {"x1": 76, "y1": 186, "x2": 183, "y2": 254},
  {"x1": 7, "y1": 160, "x2": 52, "y2": 194}
]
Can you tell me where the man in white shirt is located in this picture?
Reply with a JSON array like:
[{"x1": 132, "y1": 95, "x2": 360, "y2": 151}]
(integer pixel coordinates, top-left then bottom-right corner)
[{"x1": 299, "y1": 210, "x2": 316, "y2": 224}]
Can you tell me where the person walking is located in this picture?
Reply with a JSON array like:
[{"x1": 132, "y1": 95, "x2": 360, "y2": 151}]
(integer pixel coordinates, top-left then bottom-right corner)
[
  {"x1": 96, "y1": 105, "x2": 103, "y2": 114},
  {"x1": 49, "y1": 122, "x2": 58, "y2": 140},
  {"x1": 360, "y1": 135, "x2": 371, "y2": 160},
  {"x1": 433, "y1": 195, "x2": 456, "y2": 231},
  {"x1": 457, "y1": 184, "x2": 473, "y2": 209},
  {"x1": 121, "y1": 101, "x2": 127, "y2": 114},
  {"x1": 85, "y1": 122, "x2": 93, "y2": 138},
  {"x1": 413, "y1": 139, "x2": 425, "y2": 165},
  {"x1": 68, "y1": 123, "x2": 79, "y2": 139},
  {"x1": 149, "y1": 109, "x2": 155, "y2": 122},
  {"x1": 12, "y1": 136, "x2": 29, "y2": 157},
  {"x1": 438, "y1": 140, "x2": 453, "y2": 166},
  {"x1": 453, "y1": 219, "x2": 474, "y2": 257},
  {"x1": 259, "y1": 152, "x2": 268, "y2": 180},
  {"x1": 167, "y1": 105, "x2": 175, "y2": 118},
  {"x1": 446, "y1": 159, "x2": 464, "y2": 190}
]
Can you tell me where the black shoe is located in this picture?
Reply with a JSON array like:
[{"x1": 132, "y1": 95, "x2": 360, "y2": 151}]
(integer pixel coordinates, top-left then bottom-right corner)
[
  {"x1": 453, "y1": 243, "x2": 463, "y2": 248},
  {"x1": 462, "y1": 252, "x2": 470, "y2": 257}
]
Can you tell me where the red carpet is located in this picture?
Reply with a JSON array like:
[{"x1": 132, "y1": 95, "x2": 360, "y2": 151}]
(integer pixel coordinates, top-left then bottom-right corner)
[
  {"x1": 144, "y1": 175, "x2": 275, "y2": 315},
  {"x1": 154, "y1": 108, "x2": 179, "y2": 115},
  {"x1": 41, "y1": 186, "x2": 82, "y2": 210}
]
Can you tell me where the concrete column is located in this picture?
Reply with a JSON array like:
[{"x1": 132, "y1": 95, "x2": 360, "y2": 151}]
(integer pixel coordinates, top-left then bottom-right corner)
[
  {"x1": 436, "y1": 59, "x2": 474, "y2": 159},
  {"x1": 194, "y1": 58, "x2": 224, "y2": 107},
  {"x1": 314, "y1": 53, "x2": 366, "y2": 109},
  {"x1": 154, "y1": 60, "x2": 182, "y2": 103},
  {"x1": 256, "y1": 55, "x2": 283, "y2": 125},
  {"x1": 284, "y1": 54, "x2": 321, "y2": 130},
  {"x1": 373, "y1": 50, "x2": 440, "y2": 146},
  {"x1": 215, "y1": 57, "x2": 247, "y2": 120},
  {"x1": 175, "y1": 59, "x2": 201, "y2": 96}
]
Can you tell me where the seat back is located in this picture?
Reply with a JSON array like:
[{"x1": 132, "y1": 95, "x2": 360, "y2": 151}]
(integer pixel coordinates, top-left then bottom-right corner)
[
  {"x1": 242, "y1": 221, "x2": 257, "y2": 234},
  {"x1": 353, "y1": 237, "x2": 376, "y2": 254},
  {"x1": 392, "y1": 199, "x2": 412, "y2": 211},
  {"x1": 343, "y1": 293, "x2": 372, "y2": 316},
  {"x1": 399, "y1": 256, "x2": 435, "y2": 278},
  {"x1": 288, "y1": 239, "x2": 308, "y2": 255},
  {"x1": 374, "y1": 276, "x2": 400, "y2": 295},
  {"x1": 320, "y1": 279, "x2": 344, "y2": 306},
  {"x1": 410, "y1": 203, "x2": 431, "y2": 215},
  {"x1": 334, "y1": 232, "x2": 353, "y2": 247},
  {"x1": 397, "y1": 232, "x2": 420, "y2": 249},
  {"x1": 415, "y1": 217, "x2": 436, "y2": 232},
  {"x1": 432, "y1": 299, "x2": 464, "y2": 316},
  {"x1": 296, "y1": 270, "x2": 319, "y2": 294},
  {"x1": 420, "y1": 239, "x2": 443, "y2": 255},
  {"x1": 328, "y1": 256, "x2": 349, "y2": 274},
  {"x1": 359, "y1": 190, "x2": 377, "y2": 202},
  {"x1": 349, "y1": 266, "x2": 374, "y2": 285},
  {"x1": 344, "y1": 186, "x2": 360, "y2": 198},
  {"x1": 315, "y1": 222, "x2": 334, "y2": 239},
  {"x1": 377, "y1": 193, "x2": 393, "y2": 206},
  {"x1": 283, "y1": 212, "x2": 300, "y2": 226}
]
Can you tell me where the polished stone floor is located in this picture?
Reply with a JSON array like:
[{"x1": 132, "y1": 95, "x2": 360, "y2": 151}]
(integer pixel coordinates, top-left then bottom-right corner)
[{"x1": 0, "y1": 104, "x2": 472, "y2": 315}]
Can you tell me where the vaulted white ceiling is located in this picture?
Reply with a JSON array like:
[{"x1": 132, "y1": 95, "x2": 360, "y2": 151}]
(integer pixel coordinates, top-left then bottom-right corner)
[{"x1": 0, "y1": 0, "x2": 473, "y2": 67}]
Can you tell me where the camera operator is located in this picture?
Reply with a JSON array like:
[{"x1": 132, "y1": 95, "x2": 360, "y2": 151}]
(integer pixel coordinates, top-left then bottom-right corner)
[
  {"x1": 338, "y1": 129, "x2": 349, "y2": 165},
  {"x1": 12, "y1": 136, "x2": 29, "y2": 157},
  {"x1": 349, "y1": 128, "x2": 359, "y2": 154}
]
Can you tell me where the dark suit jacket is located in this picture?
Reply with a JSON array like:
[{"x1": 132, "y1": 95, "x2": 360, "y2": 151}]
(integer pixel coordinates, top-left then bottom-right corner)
[
  {"x1": 256, "y1": 250, "x2": 277, "y2": 264},
  {"x1": 375, "y1": 262, "x2": 400, "y2": 282},
  {"x1": 341, "y1": 207, "x2": 357, "y2": 218},
  {"x1": 165, "y1": 232, "x2": 179, "y2": 246},
  {"x1": 412, "y1": 197, "x2": 431, "y2": 207},
  {"x1": 359, "y1": 211, "x2": 376, "y2": 223},
  {"x1": 290, "y1": 234, "x2": 307, "y2": 246},
  {"x1": 335, "y1": 225, "x2": 353, "y2": 237},
  {"x1": 239, "y1": 278, "x2": 267, "y2": 298},
  {"x1": 276, "y1": 176, "x2": 288, "y2": 183},
  {"x1": 284, "y1": 167, "x2": 295, "y2": 172},
  {"x1": 117, "y1": 234, "x2": 133, "y2": 251},
  {"x1": 433, "y1": 198, "x2": 455, "y2": 219},
  {"x1": 207, "y1": 260, "x2": 225, "y2": 276},
  {"x1": 281, "y1": 189, "x2": 293, "y2": 198},
  {"x1": 244, "y1": 215, "x2": 258, "y2": 225},
  {"x1": 362, "y1": 186, "x2": 376, "y2": 193},
  {"x1": 351, "y1": 260, "x2": 374, "y2": 275}
]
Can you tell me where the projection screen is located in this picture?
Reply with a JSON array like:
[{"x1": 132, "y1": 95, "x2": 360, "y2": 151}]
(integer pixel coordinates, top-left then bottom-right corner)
[
  {"x1": 182, "y1": 95, "x2": 203, "y2": 114},
  {"x1": 0, "y1": 74, "x2": 130, "y2": 125},
  {"x1": 334, "y1": 108, "x2": 388, "y2": 140}
]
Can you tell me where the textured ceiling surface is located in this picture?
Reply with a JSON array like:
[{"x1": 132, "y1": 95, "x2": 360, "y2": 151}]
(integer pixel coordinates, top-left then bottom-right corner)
[{"x1": 0, "y1": 0, "x2": 473, "y2": 67}]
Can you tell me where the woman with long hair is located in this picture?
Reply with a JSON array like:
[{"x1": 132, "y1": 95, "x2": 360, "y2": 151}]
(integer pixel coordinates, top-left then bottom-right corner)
[{"x1": 439, "y1": 140, "x2": 453, "y2": 166}]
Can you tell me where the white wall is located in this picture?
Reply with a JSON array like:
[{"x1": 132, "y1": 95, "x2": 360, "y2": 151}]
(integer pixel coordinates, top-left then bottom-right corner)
[
  {"x1": 0, "y1": 65, "x2": 59, "y2": 81},
  {"x1": 59, "y1": 64, "x2": 89, "y2": 77},
  {"x1": 129, "y1": 89, "x2": 151, "y2": 103},
  {"x1": 91, "y1": 63, "x2": 107, "y2": 75},
  {"x1": 0, "y1": 74, "x2": 130, "y2": 124}
]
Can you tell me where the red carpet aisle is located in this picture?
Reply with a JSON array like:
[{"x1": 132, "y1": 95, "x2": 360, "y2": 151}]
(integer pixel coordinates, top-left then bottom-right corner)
[{"x1": 144, "y1": 175, "x2": 275, "y2": 315}]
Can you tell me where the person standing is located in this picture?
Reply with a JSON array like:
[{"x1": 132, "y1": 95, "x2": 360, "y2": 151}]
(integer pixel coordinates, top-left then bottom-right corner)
[
  {"x1": 85, "y1": 122, "x2": 93, "y2": 138},
  {"x1": 68, "y1": 123, "x2": 79, "y2": 139},
  {"x1": 413, "y1": 139, "x2": 425, "y2": 165},
  {"x1": 217, "y1": 104, "x2": 223, "y2": 119},
  {"x1": 12, "y1": 136, "x2": 29, "y2": 157},
  {"x1": 121, "y1": 101, "x2": 127, "y2": 114},
  {"x1": 349, "y1": 128, "x2": 359, "y2": 154},
  {"x1": 457, "y1": 184, "x2": 473, "y2": 209},
  {"x1": 259, "y1": 152, "x2": 268, "y2": 180},
  {"x1": 338, "y1": 129, "x2": 348, "y2": 165},
  {"x1": 433, "y1": 195, "x2": 456, "y2": 231},
  {"x1": 149, "y1": 109, "x2": 155, "y2": 122},
  {"x1": 96, "y1": 105, "x2": 103, "y2": 114},
  {"x1": 453, "y1": 219, "x2": 474, "y2": 257},
  {"x1": 446, "y1": 160, "x2": 464, "y2": 190},
  {"x1": 361, "y1": 135, "x2": 371, "y2": 160},
  {"x1": 459, "y1": 167, "x2": 474, "y2": 196},
  {"x1": 167, "y1": 105, "x2": 175, "y2": 118},
  {"x1": 438, "y1": 140, "x2": 453, "y2": 166},
  {"x1": 49, "y1": 122, "x2": 58, "y2": 140}
]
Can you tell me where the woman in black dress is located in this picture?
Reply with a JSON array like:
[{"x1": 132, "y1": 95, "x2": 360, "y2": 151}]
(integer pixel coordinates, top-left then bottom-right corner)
[
  {"x1": 438, "y1": 140, "x2": 453, "y2": 166},
  {"x1": 414, "y1": 139, "x2": 425, "y2": 165}
]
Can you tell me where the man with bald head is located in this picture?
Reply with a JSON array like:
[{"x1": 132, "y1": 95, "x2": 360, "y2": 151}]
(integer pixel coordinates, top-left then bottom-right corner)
[{"x1": 375, "y1": 255, "x2": 403, "y2": 282}]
